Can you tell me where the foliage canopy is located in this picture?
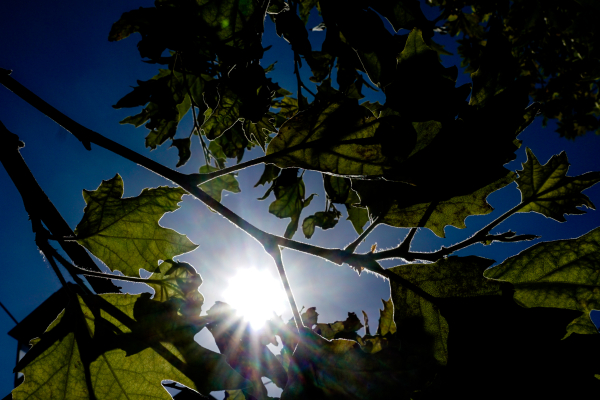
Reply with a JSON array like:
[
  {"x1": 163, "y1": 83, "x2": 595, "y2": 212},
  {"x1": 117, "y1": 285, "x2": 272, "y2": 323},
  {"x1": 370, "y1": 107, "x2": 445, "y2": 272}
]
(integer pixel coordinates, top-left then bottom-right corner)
[{"x1": 2, "y1": 0, "x2": 600, "y2": 399}]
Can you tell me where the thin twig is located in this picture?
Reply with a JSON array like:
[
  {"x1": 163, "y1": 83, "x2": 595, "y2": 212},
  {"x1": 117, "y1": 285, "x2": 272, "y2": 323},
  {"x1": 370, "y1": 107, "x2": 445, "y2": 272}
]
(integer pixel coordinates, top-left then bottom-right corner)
[
  {"x1": 344, "y1": 217, "x2": 380, "y2": 253},
  {"x1": 265, "y1": 244, "x2": 304, "y2": 331}
]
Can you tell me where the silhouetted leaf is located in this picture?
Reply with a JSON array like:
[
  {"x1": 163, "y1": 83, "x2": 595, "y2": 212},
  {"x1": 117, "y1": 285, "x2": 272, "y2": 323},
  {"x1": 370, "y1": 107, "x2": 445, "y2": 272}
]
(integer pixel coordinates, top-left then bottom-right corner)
[
  {"x1": 484, "y1": 226, "x2": 600, "y2": 338},
  {"x1": 314, "y1": 312, "x2": 363, "y2": 341},
  {"x1": 322, "y1": 174, "x2": 369, "y2": 234},
  {"x1": 203, "y1": 88, "x2": 242, "y2": 140},
  {"x1": 171, "y1": 138, "x2": 192, "y2": 167},
  {"x1": 75, "y1": 174, "x2": 198, "y2": 278},
  {"x1": 389, "y1": 256, "x2": 500, "y2": 365},
  {"x1": 515, "y1": 148, "x2": 600, "y2": 221},
  {"x1": 352, "y1": 171, "x2": 515, "y2": 237},
  {"x1": 263, "y1": 169, "x2": 315, "y2": 239},
  {"x1": 254, "y1": 164, "x2": 281, "y2": 188},
  {"x1": 302, "y1": 210, "x2": 341, "y2": 239},
  {"x1": 199, "y1": 165, "x2": 241, "y2": 203},
  {"x1": 209, "y1": 122, "x2": 249, "y2": 163},
  {"x1": 369, "y1": 0, "x2": 428, "y2": 32}
]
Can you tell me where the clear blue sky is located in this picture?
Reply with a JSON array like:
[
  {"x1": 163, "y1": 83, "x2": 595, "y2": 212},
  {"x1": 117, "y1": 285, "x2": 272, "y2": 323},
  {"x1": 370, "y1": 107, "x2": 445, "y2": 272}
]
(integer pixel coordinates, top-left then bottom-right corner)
[{"x1": 1, "y1": 1, "x2": 600, "y2": 398}]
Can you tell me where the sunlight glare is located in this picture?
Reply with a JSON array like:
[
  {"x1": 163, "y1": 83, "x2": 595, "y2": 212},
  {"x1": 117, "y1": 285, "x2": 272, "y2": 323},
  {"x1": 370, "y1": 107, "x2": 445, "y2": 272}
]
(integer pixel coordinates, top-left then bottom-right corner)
[{"x1": 223, "y1": 268, "x2": 288, "y2": 329}]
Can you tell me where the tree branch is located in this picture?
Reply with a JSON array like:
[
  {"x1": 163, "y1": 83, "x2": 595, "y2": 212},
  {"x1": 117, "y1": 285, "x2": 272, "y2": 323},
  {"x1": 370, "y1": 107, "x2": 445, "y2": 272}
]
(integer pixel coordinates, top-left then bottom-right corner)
[{"x1": 344, "y1": 217, "x2": 380, "y2": 253}]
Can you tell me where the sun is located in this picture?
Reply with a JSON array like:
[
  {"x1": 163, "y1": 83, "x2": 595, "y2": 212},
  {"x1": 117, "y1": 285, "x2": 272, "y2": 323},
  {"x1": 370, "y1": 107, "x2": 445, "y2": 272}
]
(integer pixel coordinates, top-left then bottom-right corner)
[{"x1": 222, "y1": 267, "x2": 288, "y2": 329}]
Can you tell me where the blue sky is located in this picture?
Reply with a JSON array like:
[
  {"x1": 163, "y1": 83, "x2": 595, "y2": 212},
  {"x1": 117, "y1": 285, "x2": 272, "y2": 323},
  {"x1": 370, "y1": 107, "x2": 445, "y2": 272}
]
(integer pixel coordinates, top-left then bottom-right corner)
[{"x1": 1, "y1": 1, "x2": 600, "y2": 398}]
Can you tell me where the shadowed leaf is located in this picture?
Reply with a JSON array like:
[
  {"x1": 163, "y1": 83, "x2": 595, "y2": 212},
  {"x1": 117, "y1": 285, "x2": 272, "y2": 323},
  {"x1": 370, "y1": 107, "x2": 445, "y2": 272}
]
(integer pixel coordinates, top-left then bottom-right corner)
[
  {"x1": 302, "y1": 210, "x2": 341, "y2": 239},
  {"x1": 377, "y1": 298, "x2": 396, "y2": 336},
  {"x1": 516, "y1": 148, "x2": 600, "y2": 221},
  {"x1": 389, "y1": 256, "x2": 500, "y2": 365},
  {"x1": 484, "y1": 226, "x2": 600, "y2": 338},
  {"x1": 199, "y1": 165, "x2": 241, "y2": 203}
]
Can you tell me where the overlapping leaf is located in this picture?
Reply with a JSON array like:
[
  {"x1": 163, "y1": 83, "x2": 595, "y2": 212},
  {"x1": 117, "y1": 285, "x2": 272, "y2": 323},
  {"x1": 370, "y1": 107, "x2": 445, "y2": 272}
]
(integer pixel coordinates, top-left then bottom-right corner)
[
  {"x1": 352, "y1": 171, "x2": 515, "y2": 237},
  {"x1": 302, "y1": 209, "x2": 341, "y2": 239},
  {"x1": 267, "y1": 100, "x2": 415, "y2": 177},
  {"x1": 314, "y1": 312, "x2": 363, "y2": 341},
  {"x1": 260, "y1": 169, "x2": 315, "y2": 239},
  {"x1": 377, "y1": 298, "x2": 397, "y2": 336},
  {"x1": 13, "y1": 293, "x2": 247, "y2": 400},
  {"x1": 75, "y1": 174, "x2": 198, "y2": 278},
  {"x1": 484, "y1": 226, "x2": 600, "y2": 337},
  {"x1": 389, "y1": 256, "x2": 500, "y2": 365},
  {"x1": 199, "y1": 165, "x2": 241, "y2": 203},
  {"x1": 515, "y1": 148, "x2": 600, "y2": 221},
  {"x1": 323, "y1": 174, "x2": 369, "y2": 234},
  {"x1": 146, "y1": 259, "x2": 204, "y2": 317}
]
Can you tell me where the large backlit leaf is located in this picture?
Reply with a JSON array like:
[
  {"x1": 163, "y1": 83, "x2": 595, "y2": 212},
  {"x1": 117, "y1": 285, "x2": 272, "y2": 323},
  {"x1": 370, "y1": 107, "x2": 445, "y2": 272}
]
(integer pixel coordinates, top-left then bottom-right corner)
[
  {"x1": 516, "y1": 148, "x2": 600, "y2": 221},
  {"x1": 484, "y1": 226, "x2": 600, "y2": 337},
  {"x1": 199, "y1": 165, "x2": 241, "y2": 203},
  {"x1": 75, "y1": 174, "x2": 198, "y2": 278},
  {"x1": 267, "y1": 101, "x2": 414, "y2": 177},
  {"x1": 13, "y1": 293, "x2": 248, "y2": 400},
  {"x1": 389, "y1": 256, "x2": 500, "y2": 365}
]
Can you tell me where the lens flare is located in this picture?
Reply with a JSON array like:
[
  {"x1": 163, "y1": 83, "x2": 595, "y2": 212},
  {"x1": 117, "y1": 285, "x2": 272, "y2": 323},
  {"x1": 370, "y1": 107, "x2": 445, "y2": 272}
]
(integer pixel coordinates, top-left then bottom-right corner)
[{"x1": 223, "y1": 268, "x2": 287, "y2": 329}]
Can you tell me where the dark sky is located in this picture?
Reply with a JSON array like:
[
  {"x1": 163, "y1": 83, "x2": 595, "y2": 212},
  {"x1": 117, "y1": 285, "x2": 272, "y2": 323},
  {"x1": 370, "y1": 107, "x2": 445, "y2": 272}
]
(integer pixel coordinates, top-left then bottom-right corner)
[{"x1": 1, "y1": 1, "x2": 600, "y2": 398}]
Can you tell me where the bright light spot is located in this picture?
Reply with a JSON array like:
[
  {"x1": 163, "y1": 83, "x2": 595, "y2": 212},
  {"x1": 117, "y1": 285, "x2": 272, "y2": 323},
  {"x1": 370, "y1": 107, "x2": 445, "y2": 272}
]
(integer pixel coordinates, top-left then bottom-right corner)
[{"x1": 223, "y1": 268, "x2": 287, "y2": 329}]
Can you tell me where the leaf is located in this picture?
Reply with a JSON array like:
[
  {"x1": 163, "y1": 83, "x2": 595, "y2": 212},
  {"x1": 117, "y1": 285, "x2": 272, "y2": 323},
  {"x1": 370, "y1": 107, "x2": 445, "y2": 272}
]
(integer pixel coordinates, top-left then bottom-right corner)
[
  {"x1": 264, "y1": 169, "x2": 315, "y2": 239},
  {"x1": 280, "y1": 328, "x2": 412, "y2": 400},
  {"x1": 202, "y1": 88, "x2": 242, "y2": 140},
  {"x1": 385, "y1": 29, "x2": 471, "y2": 122},
  {"x1": 146, "y1": 259, "x2": 204, "y2": 318},
  {"x1": 170, "y1": 138, "x2": 192, "y2": 167},
  {"x1": 299, "y1": 0, "x2": 319, "y2": 24},
  {"x1": 484, "y1": 226, "x2": 600, "y2": 338},
  {"x1": 314, "y1": 312, "x2": 363, "y2": 341},
  {"x1": 322, "y1": 174, "x2": 369, "y2": 234},
  {"x1": 75, "y1": 175, "x2": 198, "y2": 278},
  {"x1": 352, "y1": 170, "x2": 516, "y2": 238},
  {"x1": 206, "y1": 302, "x2": 288, "y2": 394},
  {"x1": 13, "y1": 293, "x2": 248, "y2": 400},
  {"x1": 377, "y1": 298, "x2": 396, "y2": 336},
  {"x1": 302, "y1": 210, "x2": 341, "y2": 239},
  {"x1": 515, "y1": 148, "x2": 600, "y2": 221},
  {"x1": 389, "y1": 256, "x2": 500, "y2": 365},
  {"x1": 369, "y1": 0, "x2": 428, "y2": 32},
  {"x1": 242, "y1": 114, "x2": 277, "y2": 152},
  {"x1": 267, "y1": 101, "x2": 412, "y2": 177},
  {"x1": 199, "y1": 165, "x2": 241, "y2": 203},
  {"x1": 115, "y1": 69, "x2": 204, "y2": 151},
  {"x1": 209, "y1": 122, "x2": 249, "y2": 163},
  {"x1": 254, "y1": 164, "x2": 281, "y2": 188}
]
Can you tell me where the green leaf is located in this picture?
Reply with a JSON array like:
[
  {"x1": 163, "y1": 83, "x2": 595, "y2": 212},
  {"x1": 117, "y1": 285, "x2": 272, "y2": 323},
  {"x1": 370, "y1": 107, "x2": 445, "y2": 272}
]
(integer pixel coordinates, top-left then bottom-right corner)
[
  {"x1": 515, "y1": 148, "x2": 600, "y2": 221},
  {"x1": 75, "y1": 174, "x2": 198, "y2": 278},
  {"x1": 199, "y1": 165, "x2": 241, "y2": 203},
  {"x1": 322, "y1": 174, "x2": 369, "y2": 234},
  {"x1": 170, "y1": 138, "x2": 192, "y2": 167},
  {"x1": 210, "y1": 122, "x2": 249, "y2": 163},
  {"x1": 314, "y1": 312, "x2": 363, "y2": 340},
  {"x1": 302, "y1": 210, "x2": 341, "y2": 239},
  {"x1": 267, "y1": 101, "x2": 411, "y2": 177},
  {"x1": 108, "y1": 7, "x2": 156, "y2": 42},
  {"x1": 369, "y1": 0, "x2": 427, "y2": 32},
  {"x1": 202, "y1": 88, "x2": 242, "y2": 140},
  {"x1": 242, "y1": 114, "x2": 277, "y2": 152},
  {"x1": 146, "y1": 259, "x2": 204, "y2": 317},
  {"x1": 264, "y1": 169, "x2": 315, "y2": 239},
  {"x1": 484, "y1": 226, "x2": 600, "y2": 338},
  {"x1": 377, "y1": 298, "x2": 396, "y2": 336},
  {"x1": 389, "y1": 256, "x2": 500, "y2": 365},
  {"x1": 352, "y1": 171, "x2": 515, "y2": 238},
  {"x1": 13, "y1": 293, "x2": 248, "y2": 400},
  {"x1": 299, "y1": 0, "x2": 319, "y2": 24}
]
